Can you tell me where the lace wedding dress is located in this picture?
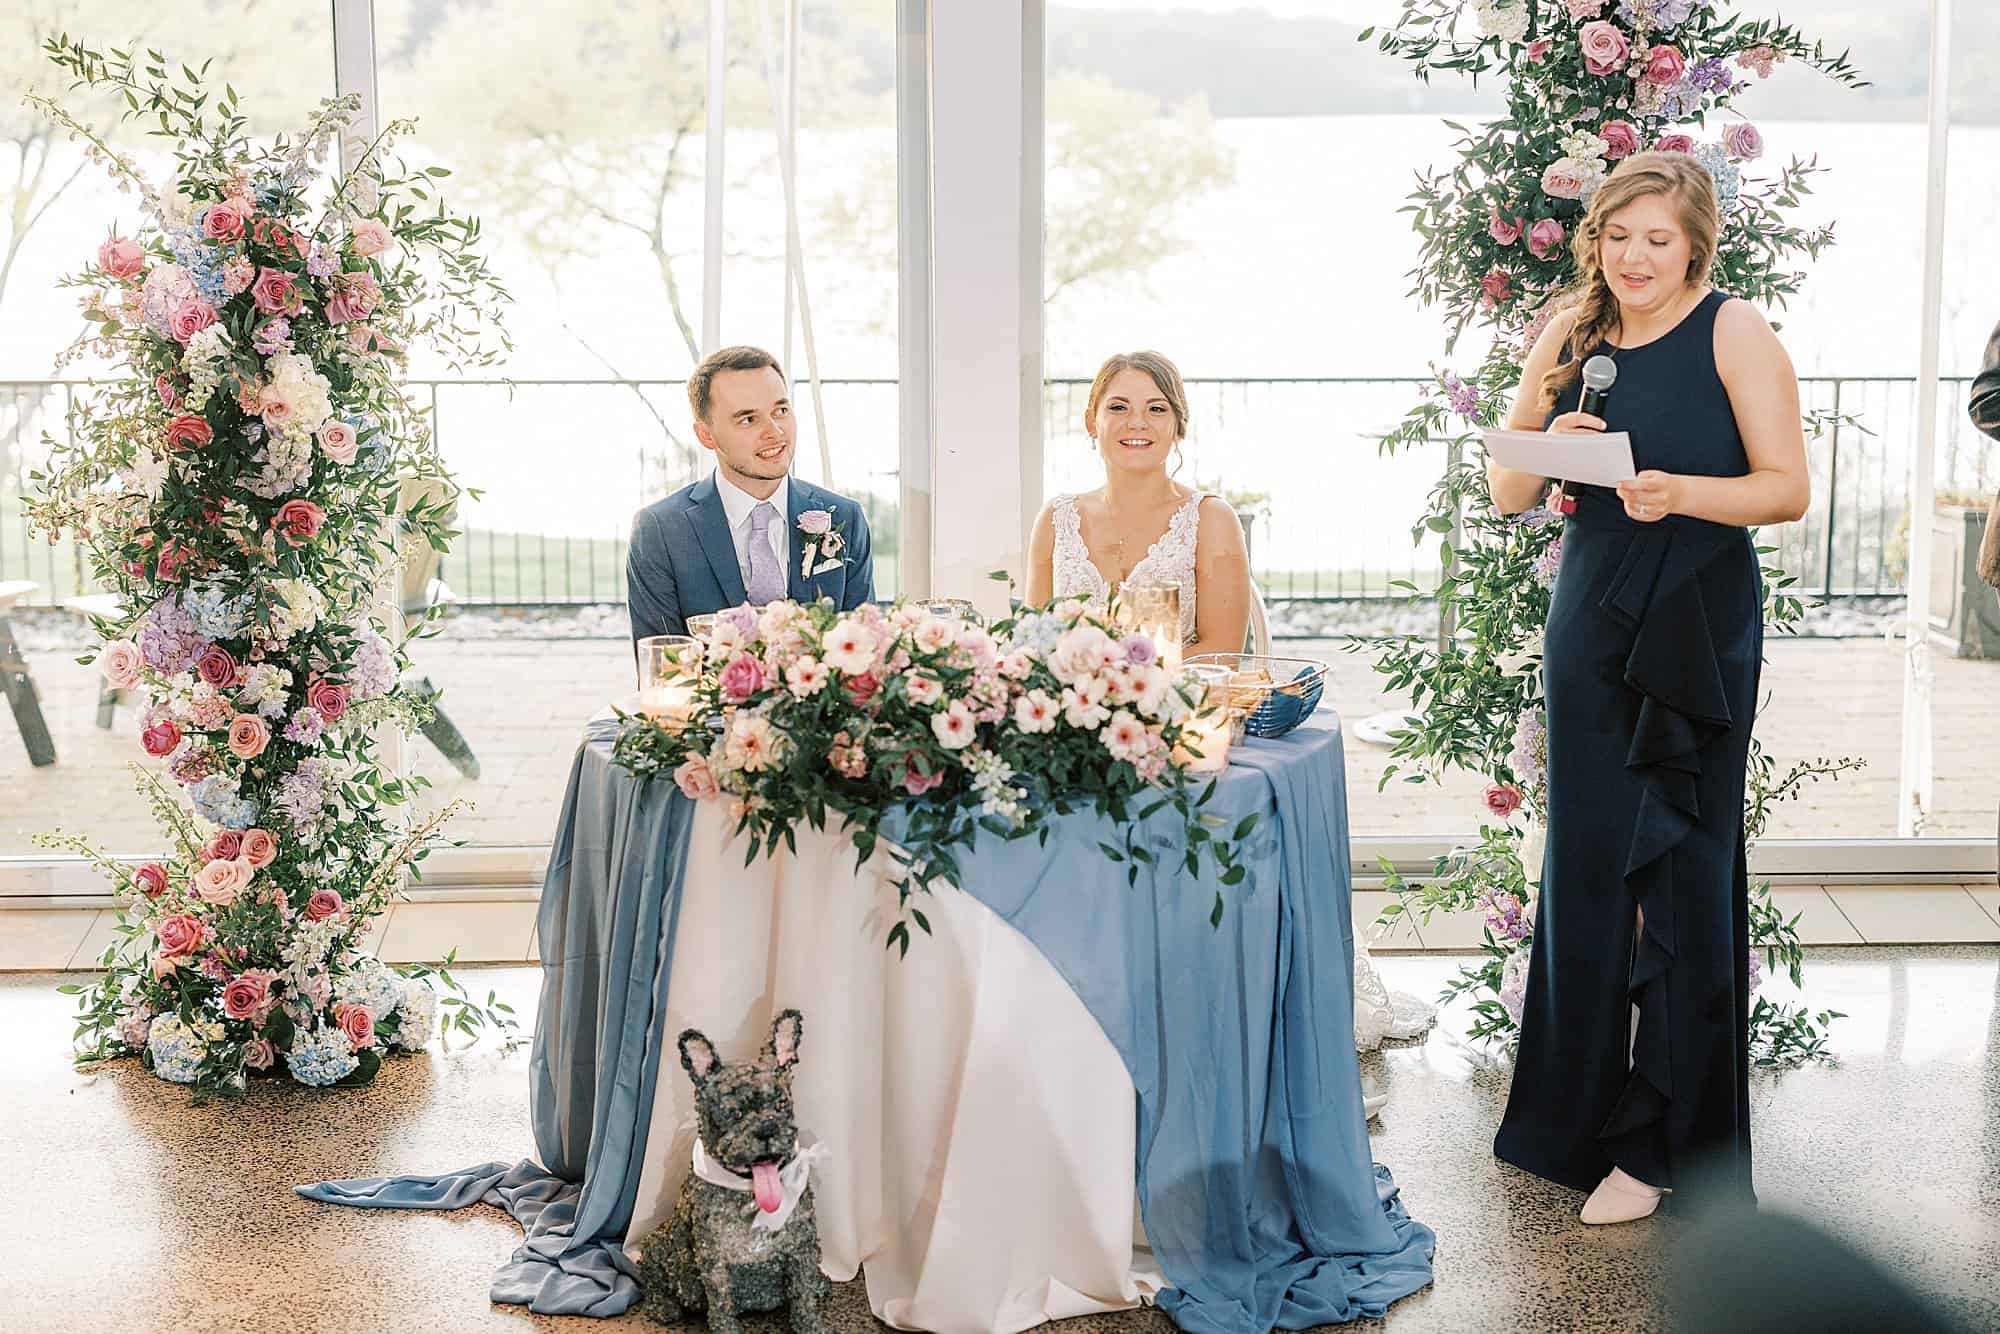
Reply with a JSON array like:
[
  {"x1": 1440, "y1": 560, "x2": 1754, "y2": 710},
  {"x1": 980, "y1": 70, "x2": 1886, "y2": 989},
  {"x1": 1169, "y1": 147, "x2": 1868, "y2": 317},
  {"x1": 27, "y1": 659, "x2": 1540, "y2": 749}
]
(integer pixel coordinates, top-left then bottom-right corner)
[
  {"x1": 1050, "y1": 492, "x2": 1203, "y2": 642},
  {"x1": 1050, "y1": 492, "x2": 1437, "y2": 1065}
]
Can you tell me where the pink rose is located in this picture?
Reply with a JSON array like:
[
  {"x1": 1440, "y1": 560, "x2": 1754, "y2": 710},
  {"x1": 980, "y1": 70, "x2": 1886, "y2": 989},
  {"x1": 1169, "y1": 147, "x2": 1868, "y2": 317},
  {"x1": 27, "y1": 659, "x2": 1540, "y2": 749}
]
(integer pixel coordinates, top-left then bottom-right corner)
[
  {"x1": 797, "y1": 508, "x2": 834, "y2": 536},
  {"x1": 155, "y1": 374, "x2": 181, "y2": 411},
  {"x1": 97, "y1": 235, "x2": 145, "y2": 280},
  {"x1": 844, "y1": 672, "x2": 882, "y2": 707},
  {"x1": 222, "y1": 970, "x2": 276, "y2": 1021},
  {"x1": 324, "y1": 272, "x2": 381, "y2": 325},
  {"x1": 163, "y1": 413, "x2": 213, "y2": 452},
  {"x1": 901, "y1": 755, "x2": 944, "y2": 797},
  {"x1": 1487, "y1": 208, "x2": 1523, "y2": 246},
  {"x1": 101, "y1": 640, "x2": 144, "y2": 690},
  {"x1": 241, "y1": 828, "x2": 279, "y2": 868},
  {"x1": 1599, "y1": 120, "x2": 1641, "y2": 160},
  {"x1": 1655, "y1": 134, "x2": 1696, "y2": 154},
  {"x1": 155, "y1": 913, "x2": 203, "y2": 957},
  {"x1": 273, "y1": 499, "x2": 326, "y2": 547},
  {"x1": 196, "y1": 644, "x2": 241, "y2": 690},
  {"x1": 167, "y1": 299, "x2": 217, "y2": 344},
  {"x1": 201, "y1": 200, "x2": 247, "y2": 243},
  {"x1": 718, "y1": 653, "x2": 767, "y2": 703},
  {"x1": 305, "y1": 889, "x2": 345, "y2": 922},
  {"x1": 1479, "y1": 267, "x2": 1514, "y2": 309},
  {"x1": 1541, "y1": 158, "x2": 1596, "y2": 201},
  {"x1": 142, "y1": 719, "x2": 183, "y2": 757},
  {"x1": 674, "y1": 756, "x2": 721, "y2": 801},
  {"x1": 1578, "y1": 20, "x2": 1631, "y2": 77},
  {"x1": 1527, "y1": 218, "x2": 1566, "y2": 262},
  {"x1": 1721, "y1": 122, "x2": 1764, "y2": 161},
  {"x1": 258, "y1": 382, "x2": 294, "y2": 427},
  {"x1": 335, "y1": 1002, "x2": 376, "y2": 1050},
  {"x1": 155, "y1": 539, "x2": 195, "y2": 584},
  {"x1": 1483, "y1": 781, "x2": 1525, "y2": 819},
  {"x1": 349, "y1": 218, "x2": 392, "y2": 257},
  {"x1": 227, "y1": 713, "x2": 270, "y2": 760},
  {"x1": 243, "y1": 1037, "x2": 276, "y2": 1070},
  {"x1": 250, "y1": 266, "x2": 302, "y2": 316},
  {"x1": 307, "y1": 677, "x2": 350, "y2": 722},
  {"x1": 1525, "y1": 38, "x2": 1552, "y2": 64},
  {"x1": 317, "y1": 420, "x2": 359, "y2": 465},
  {"x1": 1644, "y1": 44, "x2": 1685, "y2": 87},
  {"x1": 194, "y1": 856, "x2": 253, "y2": 906},
  {"x1": 133, "y1": 862, "x2": 169, "y2": 899},
  {"x1": 202, "y1": 830, "x2": 244, "y2": 863}
]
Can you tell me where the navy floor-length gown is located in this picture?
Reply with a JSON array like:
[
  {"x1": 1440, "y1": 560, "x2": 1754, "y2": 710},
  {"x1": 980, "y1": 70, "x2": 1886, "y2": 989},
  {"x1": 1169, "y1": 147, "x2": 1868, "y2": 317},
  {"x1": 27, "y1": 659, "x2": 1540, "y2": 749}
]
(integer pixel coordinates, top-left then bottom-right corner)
[{"x1": 1494, "y1": 289, "x2": 1762, "y2": 1210}]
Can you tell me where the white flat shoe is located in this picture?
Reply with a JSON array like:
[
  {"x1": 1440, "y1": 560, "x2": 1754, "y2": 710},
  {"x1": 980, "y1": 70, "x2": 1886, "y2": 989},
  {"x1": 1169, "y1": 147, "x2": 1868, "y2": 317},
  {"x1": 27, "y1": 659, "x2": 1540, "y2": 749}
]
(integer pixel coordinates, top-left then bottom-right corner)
[
  {"x1": 1579, "y1": 1167, "x2": 1665, "y2": 1225},
  {"x1": 1363, "y1": 1089, "x2": 1389, "y2": 1120}
]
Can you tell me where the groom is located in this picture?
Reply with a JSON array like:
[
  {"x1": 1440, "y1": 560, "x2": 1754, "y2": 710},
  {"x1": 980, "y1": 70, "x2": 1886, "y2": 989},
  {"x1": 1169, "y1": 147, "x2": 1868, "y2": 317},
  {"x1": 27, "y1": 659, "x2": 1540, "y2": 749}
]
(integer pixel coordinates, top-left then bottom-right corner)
[{"x1": 627, "y1": 345, "x2": 875, "y2": 647}]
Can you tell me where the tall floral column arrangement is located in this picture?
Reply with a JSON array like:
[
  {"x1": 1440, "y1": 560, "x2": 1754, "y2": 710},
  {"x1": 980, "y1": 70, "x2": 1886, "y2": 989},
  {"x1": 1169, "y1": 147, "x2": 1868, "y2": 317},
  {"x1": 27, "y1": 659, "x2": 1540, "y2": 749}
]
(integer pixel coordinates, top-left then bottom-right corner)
[
  {"x1": 1360, "y1": 1, "x2": 1864, "y2": 1060},
  {"x1": 25, "y1": 39, "x2": 514, "y2": 1098}
]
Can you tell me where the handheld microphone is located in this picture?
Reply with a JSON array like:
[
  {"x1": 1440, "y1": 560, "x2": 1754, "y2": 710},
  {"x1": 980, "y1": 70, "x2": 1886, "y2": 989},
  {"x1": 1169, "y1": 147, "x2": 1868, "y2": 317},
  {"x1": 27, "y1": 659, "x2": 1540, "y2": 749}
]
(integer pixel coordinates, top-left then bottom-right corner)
[
  {"x1": 1578, "y1": 354, "x2": 1618, "y2": 419},
  {"x1": 1551, "y1": 354, "x2": 1619, "y2": 514}
]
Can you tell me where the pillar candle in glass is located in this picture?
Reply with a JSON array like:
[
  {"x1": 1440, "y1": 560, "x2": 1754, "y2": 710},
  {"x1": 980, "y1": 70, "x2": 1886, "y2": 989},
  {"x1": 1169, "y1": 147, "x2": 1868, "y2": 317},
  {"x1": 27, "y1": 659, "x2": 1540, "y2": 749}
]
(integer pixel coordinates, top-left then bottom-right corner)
[
  {"x1": 636, "y1": 634, "x2": 701, "y2": 728},
  {"x1": 1122, "y1": 580, "x2": 1183, "y2": 672},
  {"x1": 1177, "y1": 664, "x2": 1235, "y2": 772}
]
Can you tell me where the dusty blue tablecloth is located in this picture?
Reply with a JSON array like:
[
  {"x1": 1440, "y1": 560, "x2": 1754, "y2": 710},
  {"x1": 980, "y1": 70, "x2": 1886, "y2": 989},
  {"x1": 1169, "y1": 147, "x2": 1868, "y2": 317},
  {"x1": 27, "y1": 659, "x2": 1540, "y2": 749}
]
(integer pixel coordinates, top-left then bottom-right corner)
[{"x1": 299, "y1": 712, "x2": 1435, "y2": 1330}]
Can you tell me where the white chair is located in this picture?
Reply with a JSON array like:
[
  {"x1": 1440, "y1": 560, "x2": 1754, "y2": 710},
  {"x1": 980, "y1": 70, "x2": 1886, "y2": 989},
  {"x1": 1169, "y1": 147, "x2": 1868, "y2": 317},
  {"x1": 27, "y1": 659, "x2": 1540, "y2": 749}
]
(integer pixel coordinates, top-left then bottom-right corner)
[
  {"x1": 61, "y1": 593, "x2": 127, "y2": 728},
  {"x1": 1247, "y1": 580, "x2": 1273, "y2": 656}
]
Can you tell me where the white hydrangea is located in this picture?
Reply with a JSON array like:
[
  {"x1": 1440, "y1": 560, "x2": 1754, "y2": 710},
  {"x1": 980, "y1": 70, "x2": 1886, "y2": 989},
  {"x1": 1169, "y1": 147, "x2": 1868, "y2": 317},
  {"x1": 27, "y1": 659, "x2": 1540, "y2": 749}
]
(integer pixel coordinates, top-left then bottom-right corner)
[
  {"x1": 1558, "y1": 129, "x2": 1611, "y2": 168},
  {"x1": 239, "y1": 661, "x2": 294, "y2": 709},
  {"x1": 124, "y1": 449, "x2": 169, "y2": 502},
  {"x1": 391, "y1": 979, "x2": 438, "y2": 1052},
  {"x1": 154, "y1": 174, "x2": 197, "y2": 229},
  {"x1": 268, "y1": 579, "x2": 328, "y2": 640},
  {"x1": 334, "y1": 953, "x2": 404, "y2": 1019},
  {"x1": 1473, "y1": 0, "x2": 1529, "y2": 43}
]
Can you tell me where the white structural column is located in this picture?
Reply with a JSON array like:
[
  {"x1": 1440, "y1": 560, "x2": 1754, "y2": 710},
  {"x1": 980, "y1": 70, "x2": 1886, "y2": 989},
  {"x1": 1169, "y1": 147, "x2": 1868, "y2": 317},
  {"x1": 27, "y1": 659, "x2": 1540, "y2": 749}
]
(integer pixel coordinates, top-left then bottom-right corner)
[
  {"x1": 330, "y1": 0, "x2": 379, "y2": 175},
  {"x1": 702, "y1": 0, "x2": 728, "y2": 355},
  {"x1": 1900, "y1": 0, "x2": 1953, "y2": 836},
  {"x1": 922, "y1": 1, "x2": 1044, "y2": 609},
  {"x1": 895, "y1": 0, "x2": 933, "y2": 599}
]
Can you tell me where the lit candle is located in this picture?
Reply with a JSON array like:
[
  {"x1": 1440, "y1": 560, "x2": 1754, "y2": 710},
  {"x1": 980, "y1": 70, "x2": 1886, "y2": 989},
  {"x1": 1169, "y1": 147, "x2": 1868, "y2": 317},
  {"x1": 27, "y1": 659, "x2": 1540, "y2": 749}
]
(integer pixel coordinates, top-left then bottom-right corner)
[
  {"x1": 638, "y1": 679, "x2": 696, "y2": 728},
  {"x1": 1176, "y1": 667, "x2": 1234, "y2": 772},
  {"x1": 636, "y1": 633, "x2": 702, "y2": 730}
]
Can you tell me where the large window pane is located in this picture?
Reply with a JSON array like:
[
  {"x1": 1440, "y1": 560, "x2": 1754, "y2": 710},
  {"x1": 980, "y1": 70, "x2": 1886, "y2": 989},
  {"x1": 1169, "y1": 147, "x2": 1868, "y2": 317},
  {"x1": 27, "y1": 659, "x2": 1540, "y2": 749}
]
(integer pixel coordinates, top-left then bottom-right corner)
[
  {"x1": 1, "y1": 4, "x2": 336, "y2": 855},
  {"x1": 377, "y1": 0, "x2": 898, "y2": 847},
  {"x1": 1927, "y1": 3, "x2": 2000, "y2": 841}
]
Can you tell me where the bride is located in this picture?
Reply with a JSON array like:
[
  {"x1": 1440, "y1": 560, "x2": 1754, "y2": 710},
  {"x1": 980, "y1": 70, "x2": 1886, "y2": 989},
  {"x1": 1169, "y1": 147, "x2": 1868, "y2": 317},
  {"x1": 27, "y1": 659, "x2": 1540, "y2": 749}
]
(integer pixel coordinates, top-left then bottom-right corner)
[
  {"x1": 1026, "y1": 350, "x2": 1250, "y2": 653},
  {"x1": 1027, "y1": 350, "x2": 1434, "y2": 1081}
]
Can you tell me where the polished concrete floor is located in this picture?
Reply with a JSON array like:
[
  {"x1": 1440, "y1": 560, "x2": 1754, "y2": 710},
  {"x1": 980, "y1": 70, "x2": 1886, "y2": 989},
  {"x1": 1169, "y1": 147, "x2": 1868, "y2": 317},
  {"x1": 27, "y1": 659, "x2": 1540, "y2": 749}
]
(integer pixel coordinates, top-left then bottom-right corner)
[{"x1": 3, "y1": 948, "x2": 1996, "y2": 1334}]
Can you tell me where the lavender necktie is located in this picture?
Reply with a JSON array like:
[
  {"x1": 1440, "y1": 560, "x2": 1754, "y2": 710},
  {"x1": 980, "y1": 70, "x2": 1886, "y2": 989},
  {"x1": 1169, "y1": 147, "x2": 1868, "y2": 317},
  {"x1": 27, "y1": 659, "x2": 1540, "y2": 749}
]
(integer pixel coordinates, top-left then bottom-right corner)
[{"x1": 746, "y1": 500, "x2": 786, "y2": 605}]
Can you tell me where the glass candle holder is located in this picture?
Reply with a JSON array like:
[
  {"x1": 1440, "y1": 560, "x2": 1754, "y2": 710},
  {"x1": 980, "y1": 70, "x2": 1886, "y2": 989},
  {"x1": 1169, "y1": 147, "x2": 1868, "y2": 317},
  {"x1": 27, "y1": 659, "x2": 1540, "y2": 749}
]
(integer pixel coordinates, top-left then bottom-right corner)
[
  {"x1": 1177, "y1": 663, "x2": 1236, "y2": 773},
  {"x1": 685, "y1": 613, "x2": 718, "y2": 639},
  {"x1": 913, "y1": 596, "x2": 979, "y2": 623},
  {"x1": 1121, "y1": 579, "x2": 1183, "y2": 672},
  {"x1": 636, "y1": 634, "x2": 701, "y2": 729}
]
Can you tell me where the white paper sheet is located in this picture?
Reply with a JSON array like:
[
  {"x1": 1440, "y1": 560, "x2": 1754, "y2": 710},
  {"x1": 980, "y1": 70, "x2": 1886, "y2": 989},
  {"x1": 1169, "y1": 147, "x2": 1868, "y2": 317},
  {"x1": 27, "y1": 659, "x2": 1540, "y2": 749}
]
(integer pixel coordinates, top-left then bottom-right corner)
[{"x1": 1482, "y1": 429, "x2": 1637, "y2": 486}]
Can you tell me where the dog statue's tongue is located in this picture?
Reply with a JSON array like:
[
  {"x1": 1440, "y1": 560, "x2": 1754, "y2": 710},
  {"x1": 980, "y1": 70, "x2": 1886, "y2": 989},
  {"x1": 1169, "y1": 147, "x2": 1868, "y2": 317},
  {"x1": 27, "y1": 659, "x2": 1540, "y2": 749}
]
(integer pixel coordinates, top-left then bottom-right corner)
[{"x1": 752, "y1": 1161, "x2": 783, "y2": 1213}]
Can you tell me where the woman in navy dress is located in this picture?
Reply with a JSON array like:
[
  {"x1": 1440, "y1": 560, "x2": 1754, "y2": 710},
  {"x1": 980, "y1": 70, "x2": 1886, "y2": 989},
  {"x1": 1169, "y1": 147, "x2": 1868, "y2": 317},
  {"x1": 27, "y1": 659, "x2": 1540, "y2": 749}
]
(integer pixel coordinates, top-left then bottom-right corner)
[{"x1": 1486, "y1": 153, "x2": 1810, "y2": 1224}]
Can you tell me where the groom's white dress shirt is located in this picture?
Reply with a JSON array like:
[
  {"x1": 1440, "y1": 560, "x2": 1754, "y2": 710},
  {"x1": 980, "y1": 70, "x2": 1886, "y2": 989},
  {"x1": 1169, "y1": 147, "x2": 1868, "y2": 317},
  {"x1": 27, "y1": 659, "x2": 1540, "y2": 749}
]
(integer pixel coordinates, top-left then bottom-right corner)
[{"x1": 713, "y1": 469, "x2": 790, "y2": 588}]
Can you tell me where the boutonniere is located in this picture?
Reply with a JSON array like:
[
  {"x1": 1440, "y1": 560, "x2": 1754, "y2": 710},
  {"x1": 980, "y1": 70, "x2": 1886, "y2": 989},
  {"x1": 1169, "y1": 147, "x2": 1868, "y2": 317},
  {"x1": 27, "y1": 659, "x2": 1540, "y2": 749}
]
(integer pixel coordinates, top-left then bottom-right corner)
[{"x1": 797, "y1": 509, "x2": 847, "y2": 578}]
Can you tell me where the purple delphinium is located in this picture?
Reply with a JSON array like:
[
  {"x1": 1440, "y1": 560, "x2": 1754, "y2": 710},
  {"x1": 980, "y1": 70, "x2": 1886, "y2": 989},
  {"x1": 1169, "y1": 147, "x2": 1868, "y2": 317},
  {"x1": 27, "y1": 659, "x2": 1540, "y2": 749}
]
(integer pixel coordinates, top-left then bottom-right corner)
[
  {"x1": 1746, "y1": 947, "x2": 1764, "y2": 993},
  {"x1": 1509, "y1": 706, "x2": 1548, "y2": 795},
  {"x1": 1480, "y1": 889, "x2": 1534, "y2": 944},
  {"x1": 306, "y1": 242, "x2": 338, "y2": 279},
  {"x1": 348, "y1": 629, "x2": 396, "y2": 700},
  {"x1": 252, "y1": 317, "x2": 293, "y2": 356},
  {"x1": 1532, "y1": 534, "x2": 1564, "y2": 585},
  {"x1": 1440, "y1": 371, "x2": 1481, "y2": 419}
]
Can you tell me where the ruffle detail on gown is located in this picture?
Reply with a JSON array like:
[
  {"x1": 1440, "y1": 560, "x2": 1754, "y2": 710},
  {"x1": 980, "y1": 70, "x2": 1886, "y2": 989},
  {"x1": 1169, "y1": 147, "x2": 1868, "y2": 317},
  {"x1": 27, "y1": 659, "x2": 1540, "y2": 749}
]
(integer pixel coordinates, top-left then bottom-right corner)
[{"x1": 1591, "y1": 528, "x2": 1736, "y2": 1170}]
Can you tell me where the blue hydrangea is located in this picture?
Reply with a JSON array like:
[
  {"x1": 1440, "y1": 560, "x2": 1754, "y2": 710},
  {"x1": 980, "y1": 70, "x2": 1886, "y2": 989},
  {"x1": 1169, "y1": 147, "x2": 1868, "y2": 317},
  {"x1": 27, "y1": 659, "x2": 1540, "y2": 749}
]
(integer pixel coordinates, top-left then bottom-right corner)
[
  {"x1": 191, "y1": 775, "x2": 258, "y2": 831},
  {"x1": 1693, "y1": 142, "x2": 1742, "y2": 213},
  {"x1": 181, "y1": 584, "x2": 250, "y2": 641},
  {"x1": 1009, "y1": 612, "x2": 1064, "y2": 657},
  {"x1": 171, "y1": 221, "x2": 229, "y2": 304},
  {"x1": 284, "y1": 1027, "x2": 359, "y2": 1087},
  {"x1": 146, "y1": 1014, "x2": 206, "y2": 1084}
]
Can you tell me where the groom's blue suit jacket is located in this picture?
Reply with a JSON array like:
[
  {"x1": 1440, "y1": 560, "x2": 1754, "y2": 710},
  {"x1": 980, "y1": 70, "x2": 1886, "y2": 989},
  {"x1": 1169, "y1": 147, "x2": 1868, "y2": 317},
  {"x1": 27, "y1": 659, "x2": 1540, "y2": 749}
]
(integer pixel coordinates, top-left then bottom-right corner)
[{"x1": 626, "y1": 473, "x2": 876, "y2": 645}]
